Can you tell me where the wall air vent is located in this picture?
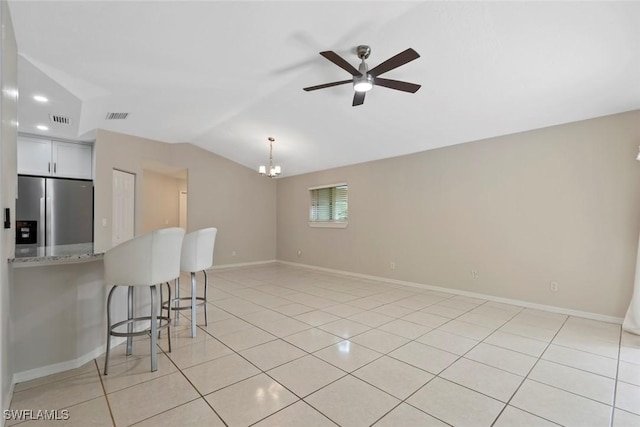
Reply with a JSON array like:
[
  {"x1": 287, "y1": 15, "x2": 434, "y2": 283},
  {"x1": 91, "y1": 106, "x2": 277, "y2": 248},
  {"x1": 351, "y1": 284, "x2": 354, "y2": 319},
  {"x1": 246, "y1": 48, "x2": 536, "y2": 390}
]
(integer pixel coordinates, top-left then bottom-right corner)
[
  {"x1": 105, "y1": 112, "x2": 129, "y2": 120},
  {"x1": 49, "y1": 114, "x2": 71, "y2": 125}
]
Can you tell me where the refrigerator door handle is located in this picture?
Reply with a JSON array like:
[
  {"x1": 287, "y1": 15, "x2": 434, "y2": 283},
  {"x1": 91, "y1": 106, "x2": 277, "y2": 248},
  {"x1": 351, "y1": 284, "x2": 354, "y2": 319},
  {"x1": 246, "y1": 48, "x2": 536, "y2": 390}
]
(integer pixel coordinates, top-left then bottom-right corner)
[
  {"x1": 39, "y1": 197, "x2": 46, "y2": 247},
  {"x1": 45, "y1": 196, "x2": 52, "y2": 248}
]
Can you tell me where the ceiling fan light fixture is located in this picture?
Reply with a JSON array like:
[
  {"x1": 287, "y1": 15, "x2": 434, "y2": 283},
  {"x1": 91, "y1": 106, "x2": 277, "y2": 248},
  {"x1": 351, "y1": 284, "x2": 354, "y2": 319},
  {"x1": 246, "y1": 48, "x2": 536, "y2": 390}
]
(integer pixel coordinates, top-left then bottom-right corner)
[
  {"x1": 303, "y1": 45, "x2": 420, "y2": 105},
  {"x1": 353, "y1": 75, "x2": 373, "y2": 92}
]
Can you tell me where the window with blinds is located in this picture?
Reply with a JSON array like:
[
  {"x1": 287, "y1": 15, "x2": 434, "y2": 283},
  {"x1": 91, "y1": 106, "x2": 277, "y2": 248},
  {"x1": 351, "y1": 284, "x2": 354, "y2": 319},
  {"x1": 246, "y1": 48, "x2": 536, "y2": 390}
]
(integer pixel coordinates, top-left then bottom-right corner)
[{"x1": 309, "y1": 184, "x2": 348, "y2": 227}]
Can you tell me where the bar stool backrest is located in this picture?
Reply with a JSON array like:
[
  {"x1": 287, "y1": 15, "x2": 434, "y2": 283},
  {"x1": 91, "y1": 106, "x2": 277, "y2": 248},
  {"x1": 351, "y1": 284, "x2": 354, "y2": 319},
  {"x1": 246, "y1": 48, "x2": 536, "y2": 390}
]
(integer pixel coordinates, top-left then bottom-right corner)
[
  {"x1": 181, "y1": 227, "x2": 217, "y2": 273},
  {"x1": 104, "y1": 227, "x2": 185, "y2": 286}
]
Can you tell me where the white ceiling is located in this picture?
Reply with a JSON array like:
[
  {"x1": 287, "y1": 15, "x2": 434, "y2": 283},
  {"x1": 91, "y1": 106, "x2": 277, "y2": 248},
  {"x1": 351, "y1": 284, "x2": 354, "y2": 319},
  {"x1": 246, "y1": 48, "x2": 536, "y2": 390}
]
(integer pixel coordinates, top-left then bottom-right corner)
[{"x1": 9, "y1": 1, "x2": 640, "y2": 177}]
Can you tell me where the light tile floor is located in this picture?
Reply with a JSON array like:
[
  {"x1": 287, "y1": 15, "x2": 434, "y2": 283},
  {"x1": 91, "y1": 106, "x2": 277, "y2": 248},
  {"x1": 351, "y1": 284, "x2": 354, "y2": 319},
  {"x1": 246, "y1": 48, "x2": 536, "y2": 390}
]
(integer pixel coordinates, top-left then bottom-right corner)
[{"x1": 8, "y1": 264, "x2": 640, "y2": 426}]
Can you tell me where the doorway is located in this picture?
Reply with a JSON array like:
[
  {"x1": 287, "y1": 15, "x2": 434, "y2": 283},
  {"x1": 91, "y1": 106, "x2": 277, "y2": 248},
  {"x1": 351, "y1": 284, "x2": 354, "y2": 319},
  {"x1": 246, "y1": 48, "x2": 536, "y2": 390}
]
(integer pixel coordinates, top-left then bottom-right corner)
[
  {"x1": 140, "y1": 162, "x2": 187, "y2": 234},
  {"x1": 179, "y1": 191, "x2": 187, "y2": 229},
  {"x1": 112, "y1": 169, "x2": 135, "y2": 246}
]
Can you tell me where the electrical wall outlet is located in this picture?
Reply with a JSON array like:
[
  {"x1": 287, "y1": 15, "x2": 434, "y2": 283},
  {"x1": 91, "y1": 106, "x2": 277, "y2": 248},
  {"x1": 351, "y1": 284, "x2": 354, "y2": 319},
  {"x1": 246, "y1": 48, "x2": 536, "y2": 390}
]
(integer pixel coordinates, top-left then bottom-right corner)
[
  {"x1": 471, "y1": 269, "x2": 479, "y2": 279},
  {"x1": 550, "y1": 281, "x2": 559, "y2": 292},
  {"x1": 390, "y1": 261, "x2": 396, "y2": 270}
]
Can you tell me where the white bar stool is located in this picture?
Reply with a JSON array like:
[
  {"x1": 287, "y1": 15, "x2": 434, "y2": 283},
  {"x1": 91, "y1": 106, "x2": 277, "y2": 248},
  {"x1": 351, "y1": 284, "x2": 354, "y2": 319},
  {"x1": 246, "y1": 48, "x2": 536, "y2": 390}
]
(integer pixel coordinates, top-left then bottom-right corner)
[
  {"x1": 166, "y1": 227, "x2": 217, "y2": 338},
  {"x1": 103, "y1": 227, "x2": 185, "y2": 374}
]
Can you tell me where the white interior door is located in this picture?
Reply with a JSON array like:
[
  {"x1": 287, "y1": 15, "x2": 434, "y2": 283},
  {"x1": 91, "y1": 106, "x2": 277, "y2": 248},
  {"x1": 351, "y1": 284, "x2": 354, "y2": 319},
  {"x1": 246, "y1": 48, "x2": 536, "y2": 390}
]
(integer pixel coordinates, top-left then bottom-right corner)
[
  {"x1": 112, "y1": 169, "x2": 135, "y2": 246},
  {"x1": 179, "y1": 191, "x2": 187, "y2": 229}
]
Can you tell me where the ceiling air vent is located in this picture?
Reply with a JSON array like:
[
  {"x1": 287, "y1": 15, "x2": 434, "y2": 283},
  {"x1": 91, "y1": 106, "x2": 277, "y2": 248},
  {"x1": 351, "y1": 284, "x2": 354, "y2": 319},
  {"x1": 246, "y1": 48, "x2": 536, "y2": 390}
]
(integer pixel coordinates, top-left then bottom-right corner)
[
  {"x1": 105, "y1": 112, "x2": 129, "y2": 120},
  {"x1": 49, "y1": 114, "x2": 71, "y2": 125}
]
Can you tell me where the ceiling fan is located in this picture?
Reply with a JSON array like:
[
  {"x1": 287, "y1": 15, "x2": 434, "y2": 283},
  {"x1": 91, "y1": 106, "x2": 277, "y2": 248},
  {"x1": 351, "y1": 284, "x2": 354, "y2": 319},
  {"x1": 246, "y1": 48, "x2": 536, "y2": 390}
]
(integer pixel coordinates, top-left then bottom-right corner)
[{"x1": 303, "y1": 45, "x2": 421, "y2": 106}]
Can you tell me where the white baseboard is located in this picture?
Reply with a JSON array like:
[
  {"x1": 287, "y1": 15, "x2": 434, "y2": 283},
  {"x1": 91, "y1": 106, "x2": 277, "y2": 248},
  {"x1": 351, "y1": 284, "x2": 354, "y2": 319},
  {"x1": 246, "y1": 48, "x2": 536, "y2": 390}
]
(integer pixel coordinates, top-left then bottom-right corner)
[
  {"x1": 211, "y1": 259, "x2": 277, "y2": 270},
  {"x1": 3, "y1": 381, "x2": 15, "y2": 426},
  {"x1": 277, "y1": 260, "x2": 624, "y2": 325},
  {"x1": 11, "y1": 337, "x2": 126, "y2": 385}
]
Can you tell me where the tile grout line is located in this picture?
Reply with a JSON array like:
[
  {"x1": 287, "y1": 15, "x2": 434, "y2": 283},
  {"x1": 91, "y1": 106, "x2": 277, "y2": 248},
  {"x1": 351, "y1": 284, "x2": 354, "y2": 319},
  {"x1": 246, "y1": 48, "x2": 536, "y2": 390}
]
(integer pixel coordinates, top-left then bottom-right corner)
[
  {"x1": 157, "y1": 325, "x2": 230, "y2": 427},
  {"x1": 295, "y1": 299, "x2": 519, "y2": 425},
  {"x1": 93, "y1": 359, "x2": 117, "y2": 427},
  {"x1": 378, "y1": 302, "x2": 525, "y2": 426},
  {"x1": 199, "y1": 299, "x2": 386, "y2": 426},
  {"x1": 609, "y1": 325, "x2": 624, "y2": 427},
  {"x1": 489, "y1": 314, "x2": 571, "y2": 427},
  {"x1": 184, "y1": 275, "x2": 458, "y2": 425},
  {"x1": 182, "y1": 317, "x2": 328, "y2": 425}
]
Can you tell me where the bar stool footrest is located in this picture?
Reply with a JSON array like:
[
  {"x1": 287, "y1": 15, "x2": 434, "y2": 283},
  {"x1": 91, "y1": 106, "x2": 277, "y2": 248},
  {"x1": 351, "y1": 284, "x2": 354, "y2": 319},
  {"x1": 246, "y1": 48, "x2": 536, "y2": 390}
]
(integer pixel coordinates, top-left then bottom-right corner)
[
  {"x1": 109, "y1": 316, "x2": 171, "y2": 338},
  {"x1": 162, "y1": 297, "x2": 206, "y2": 311}
]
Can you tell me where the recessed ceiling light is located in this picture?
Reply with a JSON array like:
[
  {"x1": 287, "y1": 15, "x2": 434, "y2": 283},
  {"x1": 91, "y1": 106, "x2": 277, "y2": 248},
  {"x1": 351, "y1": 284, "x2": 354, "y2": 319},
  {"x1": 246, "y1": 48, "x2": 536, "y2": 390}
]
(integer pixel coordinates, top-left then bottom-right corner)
[
  {"x1": 36, "y1": 125, "x2": 49, "y2": 131},
  {"x1": 33, "y1": 95, "x2": 48, "y2": 103}
]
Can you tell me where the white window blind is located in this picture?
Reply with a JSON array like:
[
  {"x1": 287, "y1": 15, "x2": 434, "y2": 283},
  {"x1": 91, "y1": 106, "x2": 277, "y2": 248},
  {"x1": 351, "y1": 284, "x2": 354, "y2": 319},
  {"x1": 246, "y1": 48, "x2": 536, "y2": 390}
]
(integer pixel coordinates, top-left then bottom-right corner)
[{"x1": 309, "y1": 184, "x2": 348, "y2": 225}]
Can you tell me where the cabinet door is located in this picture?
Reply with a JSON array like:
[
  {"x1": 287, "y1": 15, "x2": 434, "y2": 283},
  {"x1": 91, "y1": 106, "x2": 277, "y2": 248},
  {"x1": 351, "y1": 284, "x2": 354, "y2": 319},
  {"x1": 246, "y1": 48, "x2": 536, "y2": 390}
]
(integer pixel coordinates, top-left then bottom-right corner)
[
  {"x1": 17, "y1": 137, "x2": 52, "y2": 176},
  {"x1": 52, "y1": 141, "x2": 93, "y2": 179}
]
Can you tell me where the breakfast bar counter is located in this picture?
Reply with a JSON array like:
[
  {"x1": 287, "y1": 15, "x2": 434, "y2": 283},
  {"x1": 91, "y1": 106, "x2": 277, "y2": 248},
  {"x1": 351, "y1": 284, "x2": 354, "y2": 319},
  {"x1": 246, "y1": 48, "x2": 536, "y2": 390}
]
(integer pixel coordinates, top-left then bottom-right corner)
[{"x1": 11, "y1": 243, "x2": 103, "y2": 267}]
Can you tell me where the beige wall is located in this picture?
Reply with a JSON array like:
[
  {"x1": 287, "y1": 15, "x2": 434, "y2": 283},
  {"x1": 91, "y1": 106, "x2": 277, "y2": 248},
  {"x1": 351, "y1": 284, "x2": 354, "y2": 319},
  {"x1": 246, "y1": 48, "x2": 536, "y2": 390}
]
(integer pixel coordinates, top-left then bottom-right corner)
[
  {"x1": 277, "y1": 111, "x2": 640, "y2": 318},
  {"x1": 0, "y1": 0, "x2": 17, "y2": 412},
  {"x1": 141, "y1": 169, "x2": 183, "y2": 233},
  {"x1": 94, "y1": 130, "x2": 276, "y2": 265}
]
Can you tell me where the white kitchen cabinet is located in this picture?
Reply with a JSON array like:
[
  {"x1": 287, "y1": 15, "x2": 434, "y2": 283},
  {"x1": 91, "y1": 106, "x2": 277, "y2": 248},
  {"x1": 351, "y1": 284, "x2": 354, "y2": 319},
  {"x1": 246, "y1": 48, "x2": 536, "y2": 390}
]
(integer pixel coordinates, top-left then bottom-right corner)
[
  {"x1": 17, "y1": 137, "x2": 51, "y2": 176},
  {"x1": 18, "y1": 136, "x2": 93, "y2": 179},
  {"x1": 52, "y1": 141, "x2": 93, "y2": 179}
]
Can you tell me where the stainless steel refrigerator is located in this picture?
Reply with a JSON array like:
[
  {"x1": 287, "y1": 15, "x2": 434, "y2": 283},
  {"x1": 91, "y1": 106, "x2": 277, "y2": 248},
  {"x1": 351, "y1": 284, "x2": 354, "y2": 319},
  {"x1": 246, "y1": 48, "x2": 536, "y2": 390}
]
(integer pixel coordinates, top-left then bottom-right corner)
[{"x1": 16, "y1": 176, "x2": 93, "y2": 253}]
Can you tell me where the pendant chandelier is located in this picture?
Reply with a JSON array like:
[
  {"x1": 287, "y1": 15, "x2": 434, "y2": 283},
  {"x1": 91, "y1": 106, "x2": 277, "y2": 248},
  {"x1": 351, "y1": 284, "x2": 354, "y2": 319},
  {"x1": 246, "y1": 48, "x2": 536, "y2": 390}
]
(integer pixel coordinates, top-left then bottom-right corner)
[{"x1": 258, "y1": 137, "x2": 281, "y2": 178}]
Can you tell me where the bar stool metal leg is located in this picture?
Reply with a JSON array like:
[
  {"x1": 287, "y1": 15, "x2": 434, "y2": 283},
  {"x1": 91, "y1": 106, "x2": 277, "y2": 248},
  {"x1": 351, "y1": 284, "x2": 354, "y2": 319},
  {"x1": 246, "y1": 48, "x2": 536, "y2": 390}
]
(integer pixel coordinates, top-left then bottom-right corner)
[
  {"x1": 126, "y1": 286, "x2": 134, "y2": 356},
  {"x1": 203, "y1": 270, "x2": 208, "y2": 326},
  {"x1": 150, "y1": 284, "x2": 158, "y2": 372},
  {"x1": 173, "y1": 277, "x2": 180, "y2": 326},
  {"x1": 104, "y1": 285, "x2": 117, "y2": 375},
  {"x1": 191, "y1": 272, "x2": 197, "y2": 338},
  {"x1": 166, "y1": 284, "x2": 172, "y2": 353},
  {"x1": 158, "y1": 283, "x2": 164, "y2": 338},
  {"x1": 158, "y1": 282, "x2": 174, "y2": 339}
]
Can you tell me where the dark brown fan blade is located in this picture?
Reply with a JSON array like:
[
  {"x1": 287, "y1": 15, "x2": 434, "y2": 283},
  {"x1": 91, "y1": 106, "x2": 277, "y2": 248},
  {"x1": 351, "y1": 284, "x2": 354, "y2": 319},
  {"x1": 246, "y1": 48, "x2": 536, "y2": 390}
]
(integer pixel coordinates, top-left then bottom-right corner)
[
  {"x1": 352, "y1": 91, "x2": 365, "y2": 106},
  {"x1": 320, "y1": 51, "x2": 361, "y2": 76},
  {"x1": 368, "y1": 48, "x2": 420, "y2": 78},
  {"x1": 303, "y1": 79, "x2": 352, "y2": 91},
  {"x1": 374, "y1": 77, "x2": 421, "y2": 93}
]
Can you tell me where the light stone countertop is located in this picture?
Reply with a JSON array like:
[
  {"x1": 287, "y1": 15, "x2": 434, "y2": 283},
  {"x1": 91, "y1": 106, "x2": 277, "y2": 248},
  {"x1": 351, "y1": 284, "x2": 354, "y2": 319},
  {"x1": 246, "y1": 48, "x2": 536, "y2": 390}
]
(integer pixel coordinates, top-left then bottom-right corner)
[{"x1": 11, "y1": 243, "x2": 103, "y2": 267}]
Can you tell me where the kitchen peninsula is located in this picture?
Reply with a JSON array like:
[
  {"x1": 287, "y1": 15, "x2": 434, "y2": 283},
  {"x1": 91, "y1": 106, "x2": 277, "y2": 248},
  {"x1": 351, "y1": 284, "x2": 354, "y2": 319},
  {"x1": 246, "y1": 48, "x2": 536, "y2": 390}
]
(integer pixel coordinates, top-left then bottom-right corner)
[{"x1": 9, "y1": 245, "x2": 107, "y2": 383}]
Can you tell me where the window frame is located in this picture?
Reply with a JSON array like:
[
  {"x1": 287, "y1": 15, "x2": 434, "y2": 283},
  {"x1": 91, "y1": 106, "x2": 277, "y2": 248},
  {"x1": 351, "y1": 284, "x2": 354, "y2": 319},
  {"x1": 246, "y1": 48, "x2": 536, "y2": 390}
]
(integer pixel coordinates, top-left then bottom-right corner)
[{"x1": 308, "y1": 182, "x2": 348, "y2": 228}]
